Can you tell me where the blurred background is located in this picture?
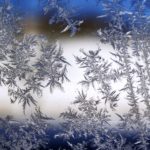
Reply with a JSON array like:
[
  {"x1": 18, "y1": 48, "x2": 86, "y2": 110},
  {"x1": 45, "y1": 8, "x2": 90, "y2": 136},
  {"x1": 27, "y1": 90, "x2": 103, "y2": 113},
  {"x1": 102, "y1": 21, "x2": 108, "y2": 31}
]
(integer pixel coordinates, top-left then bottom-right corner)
[
  {"x1": 7, "y1": 0, "x2": 150, "y2": 37},
  {"x1": 0, "y1": 0, "x2": 150, "y2": 121}
]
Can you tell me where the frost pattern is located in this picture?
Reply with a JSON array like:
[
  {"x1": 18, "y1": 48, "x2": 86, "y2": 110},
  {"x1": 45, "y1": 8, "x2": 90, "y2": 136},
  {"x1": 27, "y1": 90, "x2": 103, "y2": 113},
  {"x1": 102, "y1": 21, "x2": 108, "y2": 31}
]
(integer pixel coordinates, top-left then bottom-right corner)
[
  {"x1": 0, "y1": 1, "x2": 69, "y2": 113},
  {"x1": 0, "y1": 0, "x2": 150, "y2": 150},
  {"x1": 58, "y1": 0, "x2": 150, "y2": 149},
  {"x1": 0, "y1": 107, "x2": 53, "y2": 150},
  {"x1": 41, "y1": 0, "x2": 83, "y2": 36}
]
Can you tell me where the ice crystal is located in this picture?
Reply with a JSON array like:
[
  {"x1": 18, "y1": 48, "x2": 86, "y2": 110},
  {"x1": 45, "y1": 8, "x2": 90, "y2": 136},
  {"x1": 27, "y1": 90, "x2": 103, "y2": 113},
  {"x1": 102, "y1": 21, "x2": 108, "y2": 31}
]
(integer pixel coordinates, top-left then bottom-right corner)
[
  {"x1": 75, "y1": 49, "x2": 119, "y2": 110},
  {"x1": 0, "y1": 0, "x2": 150, "y2": 149},
  {"x1": 0, "y1": 1, "x2": 69, "y2": 113},
  {"x1": 41, "y1": 0, "x2": 83, "y2": 36},
  {"x1": 57, "y1": 0, "x2": 150, "y2": 149},
  {"x1": 0, "y1": 107, "x2": 53, "y2": 150}
]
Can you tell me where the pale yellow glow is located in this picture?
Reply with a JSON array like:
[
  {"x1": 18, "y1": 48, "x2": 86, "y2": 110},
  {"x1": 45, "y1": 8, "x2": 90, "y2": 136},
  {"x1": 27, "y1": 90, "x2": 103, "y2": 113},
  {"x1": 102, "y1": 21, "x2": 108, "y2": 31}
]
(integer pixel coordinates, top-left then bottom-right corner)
[{"x1": 0, "y1": 36, "x2": 134, "y2": 122}]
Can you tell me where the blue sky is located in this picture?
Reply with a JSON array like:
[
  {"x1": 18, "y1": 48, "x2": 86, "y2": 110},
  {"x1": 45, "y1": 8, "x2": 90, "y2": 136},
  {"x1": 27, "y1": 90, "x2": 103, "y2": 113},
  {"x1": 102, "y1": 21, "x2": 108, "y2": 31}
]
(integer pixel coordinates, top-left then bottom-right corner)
[
  {"x1": 10, "y1": 0, "x2": 149, "y2": 17},
  {"x1": 12, "y1": 0, "x2": 102, "y2": 16}
]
